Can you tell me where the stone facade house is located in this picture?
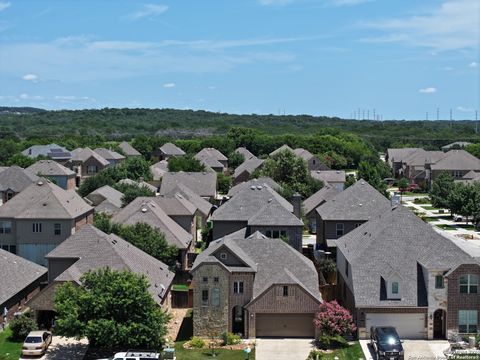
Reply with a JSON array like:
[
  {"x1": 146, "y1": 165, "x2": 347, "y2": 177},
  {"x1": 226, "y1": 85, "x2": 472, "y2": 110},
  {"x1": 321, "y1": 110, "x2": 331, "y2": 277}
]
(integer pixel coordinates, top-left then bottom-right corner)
[
  {"x1": 0, "y1": 166, "x2": 39, "y2": 204},
  {"x1": 118, "y1": 141, "x2": 142, "y2": 157},
  {"x1": 160, "y1": 172, "x2": 217, "y2": 200},
  {"x1": 152, "y1": 142, "x2": 186, "y2": 161},
  {"x1": 303, "y1": 184, "x2": 339, "y2": 233},
  {"x1": 27, "y1": 225, "x2": 174, "y2": 326},
  {"x1": 211, "y1": 184, "x2": 303, "y2": 251},
  {"x1": 68, "y1": 147, "x2": 110, "y2": 186},
  {"x1": 0, "y1": 249, "x2": 47, "y2": 324},
  {"x1": 336, "y1": 205, "x2": 479, "y2": 340},
  {"x1": 0, "y1": 181, "x2": 93, "y2": 265},
  {"x1": 26, "y1": 160, "x2": 76, "y2": 190},
  {"x1": 310, "y1": 170, "x2": 346, "y2": 191},
  {"x1": 191, "y1": 230, "x2": 322, "y2": 338},
  {"x1": 316, "y1": 180, "x2": 390, "y2": 252}
]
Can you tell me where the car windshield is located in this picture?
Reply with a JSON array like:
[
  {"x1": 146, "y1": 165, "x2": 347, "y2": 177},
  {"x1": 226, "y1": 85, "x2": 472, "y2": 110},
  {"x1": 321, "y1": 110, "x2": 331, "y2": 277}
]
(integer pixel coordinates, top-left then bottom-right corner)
[
  {"x1": 378, "y1": 334, "x2": 400, "y2": 346},
  {"x1": 25, "y1": 336, "x2": 42, "y2": 343}
]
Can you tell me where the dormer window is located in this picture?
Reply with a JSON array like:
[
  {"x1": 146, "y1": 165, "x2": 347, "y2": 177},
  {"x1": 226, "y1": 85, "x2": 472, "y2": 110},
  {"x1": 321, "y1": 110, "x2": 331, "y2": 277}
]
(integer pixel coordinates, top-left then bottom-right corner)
[
  {"x1": 220, "y1": 252, "x2": 227, "y2": 260},
  {"x1": 391, "y1": 282, "x2": 399, "y2": 295},
  {"x1": 386, "y1": 276, "x2": 401, "y2": 299}
]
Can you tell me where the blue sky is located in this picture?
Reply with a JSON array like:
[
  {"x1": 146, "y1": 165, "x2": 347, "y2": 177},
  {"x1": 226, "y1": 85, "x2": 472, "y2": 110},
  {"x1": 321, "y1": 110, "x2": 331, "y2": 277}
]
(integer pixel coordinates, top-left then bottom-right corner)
[{"x1": 0, "y1": 0, "x2": 478, "y2": 120}]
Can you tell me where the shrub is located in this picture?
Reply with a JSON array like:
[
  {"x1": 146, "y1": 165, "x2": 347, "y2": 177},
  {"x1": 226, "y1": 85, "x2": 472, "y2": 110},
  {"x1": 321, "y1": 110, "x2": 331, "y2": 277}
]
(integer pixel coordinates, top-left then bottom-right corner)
[
  {"x1": 318, "y1": 258, "x2": 336, "y2": 279},
  {"x1": 306, "y1": 349, "x2": 325, "y2": 360},
  {"x1": 313, "y1": 300, "x2": 356, "y2": 340},
  {"x1": 9, "y1": 313, "x2": 38, "y2": 341},
  {"x1": 221, "y1": 332, "x2": 241, "y2": 346},
  {"x1": 189, "y1": 336, "x2": 206, "y2": 349},
  {"x1": 317, "y1": 334, "x2": 349, "y2": 350},
  {"x1": 413, "y1": 197, "x2": 430, "y2": 204}
]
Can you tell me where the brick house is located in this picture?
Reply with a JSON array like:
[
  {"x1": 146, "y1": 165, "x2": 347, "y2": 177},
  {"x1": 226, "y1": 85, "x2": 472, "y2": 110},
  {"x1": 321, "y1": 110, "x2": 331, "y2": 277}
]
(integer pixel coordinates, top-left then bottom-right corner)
[
  {"x1": 68, "y1": 147, "x2": 110, "y2": 186},
  {"x1": 336, "y1": 205, "x2": 479, "y2": 340},
  {"x1": 160, "y1": 172, "x2": 217, "y2": 200},
  {"x1": 191, "y1": 230, "x2": 322, "y2": 338}
]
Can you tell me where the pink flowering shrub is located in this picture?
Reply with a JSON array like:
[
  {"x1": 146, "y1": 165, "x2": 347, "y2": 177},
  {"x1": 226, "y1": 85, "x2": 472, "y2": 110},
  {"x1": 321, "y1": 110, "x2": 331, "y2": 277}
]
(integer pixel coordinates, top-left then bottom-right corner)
[{"x1": 313, "y1": 300, "x2": 356, "y2": 336}]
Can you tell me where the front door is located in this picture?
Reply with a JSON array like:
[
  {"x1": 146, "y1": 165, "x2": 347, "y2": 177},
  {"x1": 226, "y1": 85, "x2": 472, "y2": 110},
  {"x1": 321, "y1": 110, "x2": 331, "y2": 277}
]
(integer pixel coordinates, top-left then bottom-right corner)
[{"x1": 433, "y1": 310, "x2": 445, "y2": 339}]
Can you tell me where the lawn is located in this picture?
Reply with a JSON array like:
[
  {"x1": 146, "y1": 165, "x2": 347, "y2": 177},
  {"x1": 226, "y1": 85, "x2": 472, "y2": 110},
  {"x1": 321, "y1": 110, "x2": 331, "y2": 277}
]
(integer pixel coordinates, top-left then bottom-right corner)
[
  {"x1": 455, "y1": 224, "x2": 477, "y2": 231},
  {"x1": 175, "y1": 341, "x2": 255, "y2": 360},
  {"x1": 424, "y1": 217, "x2": 439, "y2": 222},
  {"x1": 420, "y1": 205, "x2": 441, "y2": 211},
  {"x1": 0, "y1": 328, "x2": 23, "y2": 360},
  {"x1": 310, "y1": 342, "x2": 364, "y2": 360},
  {"x1": 436, "y1": 224, "x2": 457, "y2": 231}
]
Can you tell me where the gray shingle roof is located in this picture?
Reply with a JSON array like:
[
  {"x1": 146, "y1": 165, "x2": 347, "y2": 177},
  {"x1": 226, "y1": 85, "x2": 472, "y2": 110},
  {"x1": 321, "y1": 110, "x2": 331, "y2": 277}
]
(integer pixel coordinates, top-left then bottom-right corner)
[
  {"x1": 195, "y1": 148, "x2": 228, "y2": 162},
  {"x1": 386, "y1": 148, "x2": 421, "y2": 165},
  {"x1": 111, "y1": 197, "x2": 192, "y2": 249},
  {"x1": 153, "y1": 193, "x2": 197, "y2": 216},
  {"x1": 228, "y1": 177, "x2": 282, "y2": 197},
  {"x1": 293, "y1": 148, "x2": 314, "y2": 161},
  {"x1": 248, "y1": 199, "x2": 303, "y2": 226},
  {"x1": 303, "y1": 185, "x2": 340, "y2": 216},
  {"x1": 117, "y1": 179, "x2": 157, "y2": 193},
  {"x1": 85, "y1": 185, "x2": 123, "y2": 208},
  {"x1": 233, "y1": 158, "x2": 264, "y2": 179},
  {"x1": 310, "y1": 170, "x2": 346, "y2": 184},
  {"x1": 0, "y1": 181, "x2": 92, "y2": 219},
  {"x1": 430, "y1": 150, "x2": 480, "y2": 171},
  {"x1": 26, "y1": 160, "x2": 75, "y2": 177},
  {"x1": 316, "y1": 179, "x2": 390, "y2": 221},
  {"x1": 160, "y1": 172, "x2": 217, "y2": 198},
  {"x1": 71, "y1": 147, "x2": 110, "y2": 166},
  {"x1": 0, "y1": 166, "x2": 39, "y2": 193},
  {"x1": 45, "y1": 224, "x2": 174, "y2": 305},
  {"x1": 269, "y1": 144, "x2": 293, "y2": 157},
  {"x1": 0, "y1": 249, "x2": 47, "y2": 306},
  {"x1": 22, "y1": 144, "x2": 71, "y2": 160},
  {"x1": 163, "y1": 183, "x2": 212, "y2": 217},
  {"x1": 193, "y1": 229, "x2": 321, "y2": 302},
  {"x1": 118, "y1": 141, "x2": 142, "y2": 156},
  {"x1": 235, "y1": 147, "x2": 255, "y2": 160},
  {"x1": 441, "y1": 141, "x2": 472, "y2": 150},
  {"x1": 94, "y1": 148, "x2": 126, "y2": 161},
  {"x1": 150, "y1": 160, "x2": 169, "y2": 181},
  {"x1": 336, "y1": 205, "x2": 478, "y2": 307},
  {"x1": 159, "y1": 143, "x2": 186, "y2": 156}
]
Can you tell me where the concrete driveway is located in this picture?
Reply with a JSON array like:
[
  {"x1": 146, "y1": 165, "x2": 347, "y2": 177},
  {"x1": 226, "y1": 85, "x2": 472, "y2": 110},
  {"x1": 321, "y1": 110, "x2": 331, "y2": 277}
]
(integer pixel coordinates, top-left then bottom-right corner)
[
  {"x1": 20, "y1": 336, "x2": 88, "y2": 360},
  {"x1": 360, "y1": 339, "x2": 450, "y2": 359},
  {"x1": 256, "y1": 338, "x2": 315, "y2": 360}
]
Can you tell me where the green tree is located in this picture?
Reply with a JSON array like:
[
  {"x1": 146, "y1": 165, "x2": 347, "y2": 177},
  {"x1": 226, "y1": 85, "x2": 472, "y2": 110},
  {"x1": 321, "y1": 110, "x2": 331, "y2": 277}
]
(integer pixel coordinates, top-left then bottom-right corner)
[
  {"x1": 167, "y1": 155, "x2": 205, "y2": 172},
  {"x1": 217, "y1": 173, "x2": 232, "y2": 194},
  {"x1": 54, "y1": 268, "x2": 170, "y2": 349},
  {"x1": 356, "y1": 161, "x2": 388, "y2": 197},
  {"x1": 113, "y1": 183, "x2": 155, "y2": 207},
  {"x1": 6, "y1": 153, "x2": 36, "y2": 168},
  {"x1": 227, "y1": 151, "x2": 245, "y2": 169},
  {"x1": 9, "y1": 313, "x2": 38, "y2": 341},
  {"x1": 465, "y1": 143, "x2": 480, "y2": 159},
  {"x1": 398, "y1": 178, "x2": 409, "y2": 193},
  {"x1": 430, "y1": 172, "x2": 454, "y2": 211}
]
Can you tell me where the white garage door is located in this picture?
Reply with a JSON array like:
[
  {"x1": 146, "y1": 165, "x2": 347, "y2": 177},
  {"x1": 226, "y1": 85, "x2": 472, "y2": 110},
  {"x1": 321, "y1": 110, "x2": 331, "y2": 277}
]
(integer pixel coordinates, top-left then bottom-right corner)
[{"x1": 365, "y1": 313, "x2": 425, "y2": 339}]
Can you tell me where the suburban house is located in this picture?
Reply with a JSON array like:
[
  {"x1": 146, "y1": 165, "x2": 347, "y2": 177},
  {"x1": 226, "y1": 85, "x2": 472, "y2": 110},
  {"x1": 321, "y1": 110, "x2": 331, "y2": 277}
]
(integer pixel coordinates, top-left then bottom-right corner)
[
  {"x1": 118, "y1": 141, "x2": 142, "y2": 157},
  {"x1": 0, "y1": 249, "x2": 47, "y2": 323},
  {"x1": 456, "y1": 170, "x2": 480, "y2": 185},
  {"x1": 111, "y1": 197, "x2": 194, "y2": 270},
  {"x1": 22, "y1": 144, "x2": 71, "y2": 164},
  {"x1": 152, "y1": 142, "x2": 186, "y2": 161},
  {"x1": 68, "y1": 147, "x2": 110, "y2": 185},
  {"x1": 441, "y1": 141, "x2": 472, "y2": 152},
  {"x1": 293, "y1": 148, "x2": 329, "y2": 171},
  {"x1": 150, "y1": 160, "x2": 169, "y2": 188},
  {"x1": 303, "y1": 184, "x2": 340, "y2": 233},
  {"x1": 0, "y1": 166, "x2": 39, "y2": 204},
  {"x1": 94, "y1": 148, "x2": 126, "y2": 166},
  {"x1": 400, "y1": 149, "x2": 447, "y2": 185},
  {"x1": 117, "y1": 178, "x2": 158, "y2": 193},
  {"x1": 0, "y1": 180, "x2": 93, "y2": 265},
  {"x1": 233, "y1": 157, "x2": 264, "y2": 185},
  {"x1": 228, "y1": 177, "x2": 282, "y2": 197},
  {"x1": 336, "y1": 205, "x2": 479, "y2": 340},
  {"x1": 428, "y1": 150, "x2": 480, "y2": 183},
  {"x1": 235, "y1": 147, "x2": 255, "y2": 160},
  {"x1": 315, "y1": 180, "x2": 390, "y2": 251},
  {"x1": 195, "y1": 148, "x2": 228, "y2": 172},
  {"x1": 191, "y1": 229, "x2": 322, "y2": 338},
  {"x1": 269, "y1": 144, "x2": 293, "y2": 157},
  {"x1": 84, "y1": 185, "x2": 124, "y2": 215},
  {"x1": 153, "y1": 193, "x2": 198, "y2": 238},
  {"x1": 386, "y1": 148, "x2": 422, "y2": 177},
  {"x1": 310, "y1": 170, "x2": 346, "y2": 191},
  {"x1": 160, "y1": 172, "x2": 217, "y2": 200},
  {"x1": 27, "y1": 224, "x2": 174, "y2": 326},
  {"x1": 26, "y1": 160, "x2": 76, "y2": 190},
  {"x1": 211, "y1": 185, "x2": 304, "y2": 251}
]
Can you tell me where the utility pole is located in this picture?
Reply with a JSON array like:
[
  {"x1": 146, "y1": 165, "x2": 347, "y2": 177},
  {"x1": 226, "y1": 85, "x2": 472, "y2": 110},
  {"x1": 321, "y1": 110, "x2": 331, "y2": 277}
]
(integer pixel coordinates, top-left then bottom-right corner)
[{"x1": 373, "y1": 108, "x2": 376, "y2": 121}]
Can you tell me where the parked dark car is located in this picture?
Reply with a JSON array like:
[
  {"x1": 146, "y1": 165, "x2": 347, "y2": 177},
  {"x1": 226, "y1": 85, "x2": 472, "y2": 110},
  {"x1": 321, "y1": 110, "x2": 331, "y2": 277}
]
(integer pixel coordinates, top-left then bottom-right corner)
[{"x1": 370, "y1": 326, "x2": 404, "y2": 360}]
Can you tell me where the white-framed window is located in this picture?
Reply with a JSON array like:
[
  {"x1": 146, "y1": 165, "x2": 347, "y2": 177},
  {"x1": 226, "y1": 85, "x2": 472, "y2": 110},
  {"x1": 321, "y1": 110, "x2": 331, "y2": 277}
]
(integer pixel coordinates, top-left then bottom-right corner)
[
  {"x1": 220, "y1": 252, "x2": 227, "y2": 260},
  {"x1": 87, "y1": 165, "x2": 97, "y2": 175},
  {"x1": 54, "y1": 223, "x2": 61, "y2": 236},
  {"x1": 336, "y1": 223, "x2": 344, "y2": 237},
  {"x1": 201, "y1": 289, "x2": 209, "y2": 305},
  {"x1": 0, "y1": 221, "x2": 12, "y2": 234},
  {"x1": 392, "y1": 282, "x2": 399, "y2": 294},
  {"x1": 233, "y1": 281, "x2": 244, "y2": 294},
  {"x1": 459, "y1": 274, "x2": 478, "y2": 294},
  {"x1": 435, "y1": 275, "x2": 444, "y2": 289},
  {"x1": 459, "y1": 310, "x2": 477, "y2": 333},
  {"x1": 211, "y1": 288, "x2": 220, "y2": 307},
  {"x1": 32, "y1": 222, "x2": 42, "y2": 233},
  {"x1": 452, "y1": 170, "x2": 462, "y2": 178}
]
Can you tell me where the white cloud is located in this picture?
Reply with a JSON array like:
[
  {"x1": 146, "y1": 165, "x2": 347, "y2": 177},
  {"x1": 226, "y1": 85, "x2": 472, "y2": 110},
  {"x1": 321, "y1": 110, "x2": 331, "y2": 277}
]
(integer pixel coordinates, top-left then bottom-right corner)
[
  {"x1": 361, "y1": 0, "x2": 480, "y2": 51},
  {"x1": 0, "y1": 2, "x2": 10, "y2": 12},
  {"x1": 22, "y1": 74, "x2": 38, "y2": 82},
  {"x1": 163, "y1": 83, "x2": 175, "y2": 88},
  {"x1": 457, "y1": 106, "x2": 474, "y2": 112},
  {"x1": 419, "y1": 87, "x2": 437, "y2": 93},
  {"x1": 19, "y1": 93, "x2": 43, "y2": 100},
  {"x1": 128, "y1": 4, "x2": 168, "y2": 20},
  {"x1": 469, "y1": 61, "x2": 478, "y2": 68},
  {"x1": 54, "y1": 95, "x2": 96, "y2": 102}
]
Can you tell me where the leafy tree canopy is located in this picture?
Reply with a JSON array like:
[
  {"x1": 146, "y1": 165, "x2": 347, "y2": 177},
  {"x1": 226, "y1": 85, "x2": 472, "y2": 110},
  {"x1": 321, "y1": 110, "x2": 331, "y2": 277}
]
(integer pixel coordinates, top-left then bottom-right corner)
[{"x1": 167, "y1": 155, "x2": 205, "y2": 172}]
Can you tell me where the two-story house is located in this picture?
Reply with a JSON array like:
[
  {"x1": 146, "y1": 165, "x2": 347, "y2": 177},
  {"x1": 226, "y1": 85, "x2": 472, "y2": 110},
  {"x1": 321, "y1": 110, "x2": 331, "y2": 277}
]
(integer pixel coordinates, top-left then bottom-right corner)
[
  {"x1": 303, "y1": 184, "x2": 339, "y2": 233},
  {"x1": 310, "y1": 170, "x2": 346, "y2": 191},
  {"x1": 336, "y1": 205, "x2": 479, "y2": 340},
  {"x1": 84, "y1": 185, "x2": 124, "y2": 215},
  {"x1": 68, "y1": 147, "x2": 110, "y2": 186},
  {"x1": 293, "y1": 148, "x2": 329, "y2": 171},
  {"x1": 191, "y1": 229, "x2": 322, "y2": 338},
  {"x1": 118, "y1": 141, "x2": 142, "y2": 158},
  {"x1": 0, "y1": 166, "x2": 39, "y2": 204},
  {"x1": 152, "y1": 142, "x2": 186, "y2": 161},
  {"x1": 194, "y1": 148, "x2": 228, "y2": 172},
  {"x1": 94, "y1": 148, "x2": 126, "y2": 166},
  {"x1": 26, "y1": 160, "x2": 76, "y2": 190},
  {"x1": 233, "y1": 158, "x2": 264, "y2": 185},
  {"x1": 0, "y1": 180, "x2": 93, "y2": 265},
  {"x1": 22, "y1": 144, "x2": 71, "y2": 164}
]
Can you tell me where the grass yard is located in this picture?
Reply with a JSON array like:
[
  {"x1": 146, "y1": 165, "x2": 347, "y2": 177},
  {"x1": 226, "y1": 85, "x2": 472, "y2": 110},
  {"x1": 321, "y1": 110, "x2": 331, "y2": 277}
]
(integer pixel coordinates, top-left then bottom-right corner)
[
  {"x1": 0, "y1": 328, "x2": 23, "y2": 360},
  {"x1": 310, "y1": 342, "x2": 364, "y2": 360},
  {"x1": 455, "y1": 224, "x2": 477, "y2": 231},
  {"x1": 175, "y1": 341, "x2": 255, "y2": 360},
  {"x1": 436, "y1": 224, "x2": 457, "y2": 231},
  {"x1": 424, "y1": 217, "x2": 439, "y2": 222},
  {"x1": 420, "y1": 205, "x2": 441, "y2": 211}
]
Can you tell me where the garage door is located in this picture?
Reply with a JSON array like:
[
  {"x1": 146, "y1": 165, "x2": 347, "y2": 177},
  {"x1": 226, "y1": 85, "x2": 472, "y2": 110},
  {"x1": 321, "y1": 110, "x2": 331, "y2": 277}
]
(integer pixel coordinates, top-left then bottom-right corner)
[
  {"x1": 365, "y1": 313, "x2": 425, "y2": 339},
  {"x1": 256, "y1": 314, "x2": 315, "y2": 338}
]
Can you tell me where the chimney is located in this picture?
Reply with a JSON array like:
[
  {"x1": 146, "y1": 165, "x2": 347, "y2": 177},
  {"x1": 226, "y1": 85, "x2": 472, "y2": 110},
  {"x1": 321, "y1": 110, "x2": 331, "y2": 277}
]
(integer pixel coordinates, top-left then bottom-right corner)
[{"x1": 292, "y1": 192, "x2": 302, "y2": 219}]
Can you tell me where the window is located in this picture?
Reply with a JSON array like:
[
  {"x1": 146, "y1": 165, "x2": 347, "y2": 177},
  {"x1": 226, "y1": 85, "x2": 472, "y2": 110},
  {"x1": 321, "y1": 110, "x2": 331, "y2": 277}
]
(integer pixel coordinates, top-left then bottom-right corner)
[
  {"x1": 266, "y1": 230, "x2": 272, "y2": 237},
  {"x1": 336, "y1": 223, "x2": 344, "y2": 237},
  {"x1": 272, "y1": 230, "x2": 280, "y2": 238},
  {"x1": 6, "y1": 192, "x2": 13, "y2": 201},
  {"x1": 9, "y1": 245, "x2": 16, "y2": 254},
  {"x1": 459, "y1": 274, "x2": 478, "y2": 294},
  {"x1": 234, "y1": 281, "x2": 244, "y2": 294},
  {"x1": 32, "y1": 222, "x2": 42, "y2": 233},
  {"x1": 54, "y1": 223, "x2": 61, "y2": 236},
  {"x1": 219, "y1": 252, "x2": 227, "y2": 260},
  {"x1": 214, "y1": 277, "x2": 219, "y2": 283},
  {"x1": 283, "y1": 286, "x2": 288, "y2": 297},
  {"x1": 211, "y1": 288, "x2": 220, "y2": 306},
  {"x1": 87, "y1": 165, "x2": 97, "y2": 174},
  {"x1": 202, "y1": 277, "x2": 208, "y2": 283},
  {"x1": 453, "y1": 171, "x2": 462, "y2": 178},
  {"x1": 0, "y1": 221, "x2": 11, "y2": 234},
  {"x1": 201, "y1": 289, "x2": 209, "y2": 305},
  {"x1": 459, "y1": 310, "x2": 477, "y2": 333},
  {"x1": 1, "y1": 245, "x2": 7, "y2": 251},
  {"x1": 435, "y1": 275, "x2": 444, "y2": 289},
  {"x1": 280, "y1": 230, "x2": 287, "y2": 238},
  {"x1": 392, "y1": 282, "x2": 399, "y2": 294}
]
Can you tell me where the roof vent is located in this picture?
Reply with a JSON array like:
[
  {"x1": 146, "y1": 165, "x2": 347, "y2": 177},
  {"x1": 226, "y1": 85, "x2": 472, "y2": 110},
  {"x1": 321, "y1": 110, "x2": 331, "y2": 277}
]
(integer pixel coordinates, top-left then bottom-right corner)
[
  {"x1": 256, "y1": 185, "x2": 262, "y2": 190},
  {"x1": 268, "y1": 198, "x2": 273, "y2": 203},
  {"x1": 141, "y1": 207, "x2": 148, "y2": 213},
  {"x1": 250, "y1": 186, "x2": 256, "y2": 190},
  {"x1": 37, "y1": 181, "x2": 44, "y2": 186},
  {"x1": 358, "y1": 203, "x2": 363, "y2": 206}
]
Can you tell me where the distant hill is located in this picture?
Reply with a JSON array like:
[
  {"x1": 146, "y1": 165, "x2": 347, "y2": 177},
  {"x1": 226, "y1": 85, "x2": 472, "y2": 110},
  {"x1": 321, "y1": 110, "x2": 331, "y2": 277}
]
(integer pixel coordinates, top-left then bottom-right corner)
[{"x1": 0, "y1": 106, "x2": 47, "y2": 115}]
